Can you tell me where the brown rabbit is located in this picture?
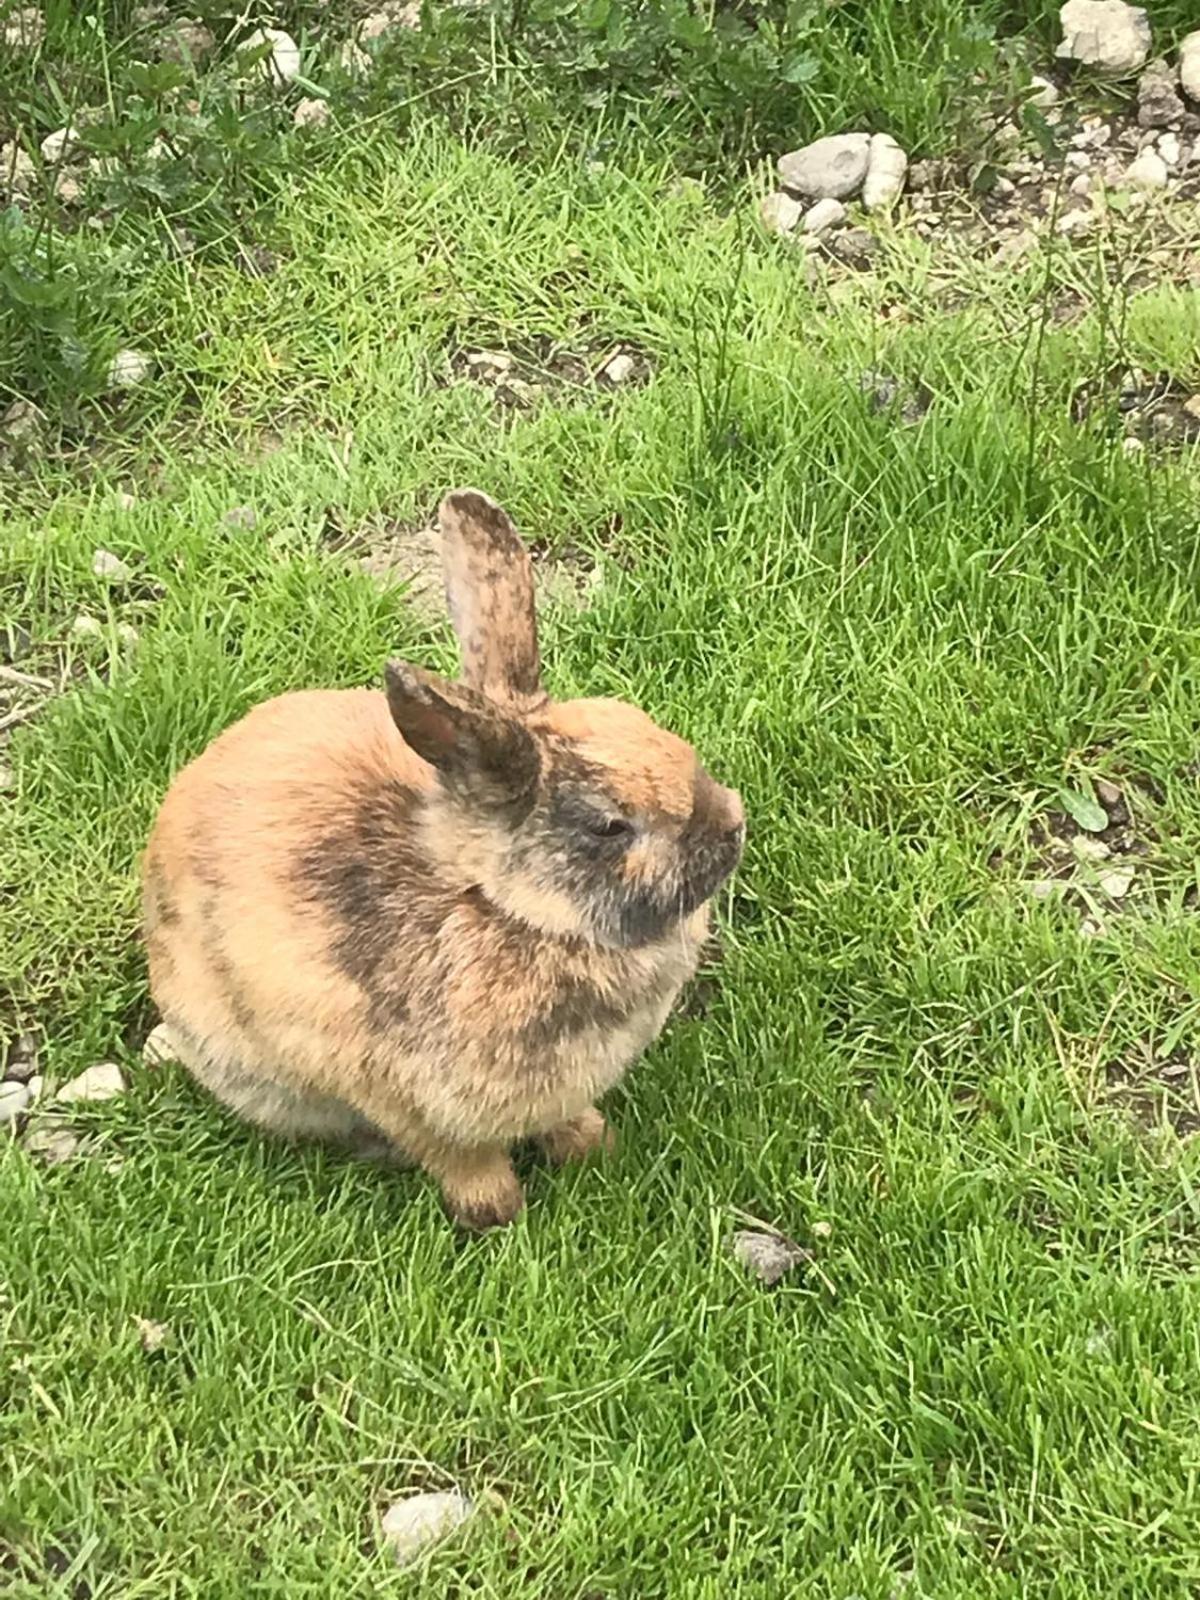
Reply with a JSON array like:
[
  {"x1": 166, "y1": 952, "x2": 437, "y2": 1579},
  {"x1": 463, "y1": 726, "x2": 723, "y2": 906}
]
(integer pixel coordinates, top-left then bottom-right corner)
[{"x1": 143, "y1": 490, "x2": 744, "y2": 1229}]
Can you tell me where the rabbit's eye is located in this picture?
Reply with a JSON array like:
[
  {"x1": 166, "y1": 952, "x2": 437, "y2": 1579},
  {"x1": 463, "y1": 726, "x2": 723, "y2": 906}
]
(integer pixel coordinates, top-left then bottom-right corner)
[{"x1": 588, "y1": 815, "x2": 633, "y2": 840}]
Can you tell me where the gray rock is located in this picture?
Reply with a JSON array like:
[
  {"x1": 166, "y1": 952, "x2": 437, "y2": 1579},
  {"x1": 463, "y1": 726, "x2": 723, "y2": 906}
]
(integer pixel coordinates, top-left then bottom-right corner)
[
  {"x1": 802, "y1": 197, "x2": 847, "y2": 234},
  {"x1": 91, "y1": 549, "x2": 131, "y2": 582},
  {"x1": 1029, "y1": 74, "x2": 1061, "y2": 108},
  {"x1": 0, "y1": 1082, "x2": 31, "y2": 1125},
  {"x1": 380, "y1": 1492, "x2": 473, "y2": 1567},
  {"x1": 1137, "y1": 59, "x2": 1184, "y2": 127},
  {"x1": 778, "y1": 133, "x2": 871, "y2": 199},
  {"x1": 293, "y1": 97, "x2": 330, "y2": 129},
  {"x1": 826, "y1": 227, "x2": 879, "y2": 269},
  {"x1": 240, "y1": 25, "x2": 301, "y2": 86},
  {"x1": 23, "y1": 1123, "x2": 82, "y2": 1164},
  {"x1": 1056, "y1": 0, "x2": 1151, "y2": 77},
  {"x1": 732, "y1": 1228, "x2": 809, "y2": 1286},
  {"x1": 2, "y1": 7, "x2": 44, "y2": 49},
  {"x1": 0, "y1": 140, "x2": 37, "y2": 197},
  {"x1": 155, "y1": 17, "x2": 215, "y2": 64}
]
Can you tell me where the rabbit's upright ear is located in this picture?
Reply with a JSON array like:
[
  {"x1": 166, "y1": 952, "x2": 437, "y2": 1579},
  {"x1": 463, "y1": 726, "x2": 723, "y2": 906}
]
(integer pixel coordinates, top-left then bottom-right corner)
[
  {"x1": 385, "y1": 661, "x2": 539, "y2": 808},
  {"x1": 438, "y1": 489, "x2": 545, "y2": 712}
]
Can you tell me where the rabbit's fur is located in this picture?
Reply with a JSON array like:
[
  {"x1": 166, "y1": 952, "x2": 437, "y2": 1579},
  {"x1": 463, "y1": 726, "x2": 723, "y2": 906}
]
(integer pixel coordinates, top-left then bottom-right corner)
[{"x1": 143, "y1": 490, "x2": 744, "y2": 1228}]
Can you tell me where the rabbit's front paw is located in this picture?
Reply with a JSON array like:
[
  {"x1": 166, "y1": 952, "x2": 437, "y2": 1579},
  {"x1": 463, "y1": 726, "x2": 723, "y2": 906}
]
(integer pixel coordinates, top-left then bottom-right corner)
[
  {"x1": 537, "y1": 1107, "x2": 615, "y2": 1166},
  {"x1": 438, "y1": 1148, "x2": 525, "y2": 1232}
]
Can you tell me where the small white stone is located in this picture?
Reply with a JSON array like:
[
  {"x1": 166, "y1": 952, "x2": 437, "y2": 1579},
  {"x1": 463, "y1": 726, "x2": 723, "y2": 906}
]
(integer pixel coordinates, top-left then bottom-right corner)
[
  {"x1": 0, "y1": 1082, "x2": 31, "y2": 1125},
  {"x1": 1079, "y1": 916, "x2": 1105, "y2": 938},
  {"x1": 802, "y1": 196, "x2": 847, "y2": 234},
  {"x1": 1180, "y1": 32, "x2": 1200, "y2": 103},
  {"x1": 112, "y1": 490, "x2": 136, "y2": 511},
  {"x1": 759, "y1": 190, "x2": 802, "y2": 235},
  {"x1": 1073, "y1": 835, "x2": 1111, "y2": 862},
  {"x1": 71, "y1": 612, "x2": 105, "y2": 637},
  {"x1": 1056, "y1": 206, "x2": 1095, "y2": 236},
  {"x1": 107, "y1": 348, "x2": 153, "y2": 389},
  {"x1": 40, "y1": 124, "x2": 78, "y2": 164},
  {"x1": 241, "y1": 25, "x2": 301, "y2": 85},
  {"x1": 115, "y1": 622, "x2": 139, "y2": 648},
  {"x1": 1121, "y1": 436, "x2": 1145, "y2": 455},
  {"x1": 24, "y1": 1124, "x2": 82, "y2": 1164},
  {"x1": 1056, "y1": 0, "x2": 1151, "y2": 77},
  {"x1": 54, "y1": 170, "x2": 82, "y2": 204},
  {"x1": 2, "y1": 7, "x2": 44, "y2": 49},
  {"x1": 861, "y1": 133, "x2": 908, "y2": 211},
  {"x1": 56, "y1": 1062, "x2": 126, "y2": 1104},
  {"x1": 1125, "y1": 148, "x2": 1168, "y2": 187},
  {"x1": 0, "y1": 140, "x2": 37, "y2": 195},
  {"x1": 1099, "y1": 865, "x2": 1136, "y2": 899},
  {"x1": 26, "y1": 1075, "x2": 43, "y2": 1105},
  {"x1": 731, "y1": 1228, "x2": 809, "y2": 1285},
  {"x1": 380, "y1": 1492, "x2": 473, "y2": 1568},
  {"x1": 1065, "y1": 149, "x2": 1092, "y2": 170},
  {"x1": 0, "y1": 759, "x2": 13, "y2": 793},
  {"x1": 1156, "y1": 131, "x2": 1182, "y2": 166},
  {"x1": 1027, "y1": 878, "x2": 1063, "y2": 901},
  {"x1": 1029, "y1": 74, "x2": 1060, "y2": 108},
  {"x1": 293, "y1": 97, "x2": 330, "y2": 129},
  {"x1": 600, "y1": 351, "x2": 637, "y2": 386},
  {"x1": 340, "y1": 38, "x2": 371, "y2": 74},
  {"x1": 143, "y1": 1023, "x2": 179, "y2": 1068},
  {"x1": 1069, "y1": 172, "x2": 1093, "y2": 196},
  {"x1": 992, "y1": 175, "x2": 1016, "y2": 197},
  {"x1": 91, "y1": 549, "x2": 131, "y2": 581},
  {"x1": 361, "y1": 1, "x2": 422, "y2": 38}
]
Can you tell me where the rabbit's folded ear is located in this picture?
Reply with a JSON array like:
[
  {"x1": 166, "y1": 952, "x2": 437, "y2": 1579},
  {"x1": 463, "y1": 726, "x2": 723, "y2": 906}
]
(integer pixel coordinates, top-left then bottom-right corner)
[
  {"x1": 385, "y1": 661, "x2": 539, "y2": 808},
  {"x1": 438, "y1": 489, "x2": 545, "y2": 711}
]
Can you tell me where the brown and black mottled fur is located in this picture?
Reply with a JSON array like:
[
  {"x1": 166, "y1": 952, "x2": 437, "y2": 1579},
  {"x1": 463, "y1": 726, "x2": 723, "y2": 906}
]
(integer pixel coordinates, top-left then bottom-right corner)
[{"x1": 143, "y1": 490, "x2": 744, "y2": 1229}]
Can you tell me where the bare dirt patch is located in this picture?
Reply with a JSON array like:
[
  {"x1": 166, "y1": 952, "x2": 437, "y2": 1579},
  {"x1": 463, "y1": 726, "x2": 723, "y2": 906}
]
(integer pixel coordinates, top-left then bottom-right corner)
[
  {"x1": 1103, "y1": 1038, "x2": 1200, "y2": 1141},
  {"x1": 443, "y1": 336, "x2": 652, "y2": 413}
]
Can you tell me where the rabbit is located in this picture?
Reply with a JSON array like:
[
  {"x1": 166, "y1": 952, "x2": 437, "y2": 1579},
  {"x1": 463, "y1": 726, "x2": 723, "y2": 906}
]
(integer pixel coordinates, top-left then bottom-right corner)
[{"x1": 142, "y1": 489, "x2": 745, "y2": 1229}]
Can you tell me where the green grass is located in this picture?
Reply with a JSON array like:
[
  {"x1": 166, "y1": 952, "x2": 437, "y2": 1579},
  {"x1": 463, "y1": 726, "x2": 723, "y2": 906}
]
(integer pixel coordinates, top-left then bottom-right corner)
[{"x1": 4, "y1": 105, "x2": 1200, "y2": 1600}]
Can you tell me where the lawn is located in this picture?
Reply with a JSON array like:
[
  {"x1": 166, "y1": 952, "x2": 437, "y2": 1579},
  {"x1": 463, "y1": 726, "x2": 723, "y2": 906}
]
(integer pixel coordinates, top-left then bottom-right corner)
[{"x1": 4, "y1": 4, "x2": 1200, "y2": 1596}]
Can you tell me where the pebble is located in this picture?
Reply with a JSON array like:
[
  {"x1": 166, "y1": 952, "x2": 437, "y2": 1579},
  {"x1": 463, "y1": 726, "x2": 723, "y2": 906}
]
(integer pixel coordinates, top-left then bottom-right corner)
[
  {"x1": 1073, "y1": 835, "x2": 1111, "y2": 862},
  {"x1": 155, "y1": 17, "x2": 216, "y2": 65},
  {"x1": 1136, "y1": 59, "x2": 1184, "y2": 128},
  {"x1": 91, "y1": 549, "x2": 131, "y2": 581},
  {"x1": 143, "y1": 1024, "x2": 179, "y2": 1068},
  {"x1": 360, "y1": 1, "x2": 422, "y2": 38},
  {"x1": 862, "y1": 133, "x2": 908, "y2": 211},
  {"x1": 222, "y1": 505, "x2": 258, "y2": 531},
  {"x1": 759, "y1": 190, "x2": 802, "y2": 235},
  {"x1": 1094, "y1": 778, "x2": 1125, "y2": 808},
  {"x1": 0, "y1": 1082, "x2": 31, "y2": 1125},
  {"x1": 241, "y1": 25, "x2": 301, "y2": 85},
  {"x1": 56, "y1": 1062, "x2": 126, "y2": 1104},
  {"x1": 600, "y1": 351, "x2": 637, "y2": 386},
  {"x1": 1027, "y1": 878, "x2": 1063, "y2": 901},
  {"x1": 1156, "y1": 131, "x2": 1182, "y2": 166},
  {"x1": 293, "y1": 98, "x2": 330, "y2": 129},
  {"x1": 778, "y1": 133, "x2": 871, "y2": 199},
  {"x1": 107, "y1": 348, "x2": 153, "y2": 389},
  {"x1": 23, "y1": 1124, "x2": 82, "y2": 1164},
  {"x1": 112, "y1": 490, "x2": 136, "y2": 511},
  {"x1": 1056, "y1": 0, "x2": 1151, "y2": 77},
  {"x1": 40, "y1": 125, "x2": 78, "y2": 164},
  {"x1": 1056, "y1": 207, "x2": 1095, "y2": 236},
  {"x1": 71, "y1": 612, "x2": 104, "y2": 638},
  {"x1": 1125, "y1": 148, "x2": 1168, "y2": 187},
  {"x1": 1029, "y1": 74, "x2": 1060, "y2": 108},
  {"x1": 1099, "y1": 865, "x2": 1136, "y2": 899},
  {"x1": 26, "y1": 1075, "x2": 43, "y2": 1105},
  {"x1": 2, "y1": 6, "x2": 44, "y2": 49},
  {"x1": 0, "y1": 140, "x2": 37, "y2": 195},
  {"x1": 826, "y1": 227, "x2": 878, "y2": 269},
  {"x1": 381, "y1": 1493, "x2": 473, "y2": 1568},
  {"x1": 1181, "y1": 32, "x2": 1200, "y2": 104},
  {"x1": 0, "y1": 760, "x2": 12, "y2": 793},
  {"x1": 802, "y1": 197, "x2": 847, "y2": 234},
  {"x1": 1069, "y1": 172, "x2": 1093, "y2": 196},
  {"x1": 731, "y1": 1228, "x2": 809, "y2": 1286},
  {"x1": 340, "y1": 38, "x2": 371, "y2": 74},
  {"x1": 115, "y1": 622, "x2": 139, "y2": 649},
  {"x1": 1121, "y1": 436, "x2": 1145, "y2": 455}
]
